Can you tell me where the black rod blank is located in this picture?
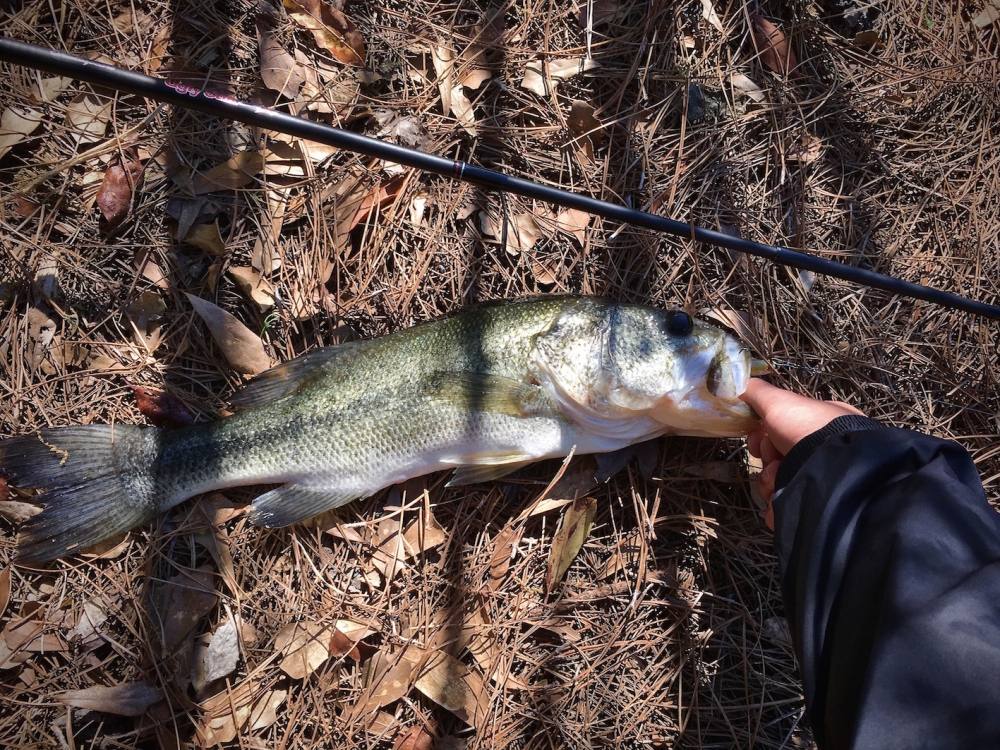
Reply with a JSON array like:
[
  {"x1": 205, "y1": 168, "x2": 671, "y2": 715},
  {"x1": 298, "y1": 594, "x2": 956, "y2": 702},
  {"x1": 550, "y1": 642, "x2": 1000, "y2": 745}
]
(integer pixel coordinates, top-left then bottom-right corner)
[{"x1": 1, "y1": 36, "x2": 997, "y2": 321}]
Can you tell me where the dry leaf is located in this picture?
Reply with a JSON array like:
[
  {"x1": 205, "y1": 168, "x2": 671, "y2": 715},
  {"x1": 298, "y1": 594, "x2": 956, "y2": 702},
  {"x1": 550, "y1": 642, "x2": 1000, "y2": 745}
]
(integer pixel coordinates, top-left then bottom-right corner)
[
  {"x1": 263, "y1": 139, "x2": 307, "y2": 177},
  {"x1": 701, "y1": 0, "x2": 724, "y2": 32},
  {"x1": 283, "y1": 0, "x2": 365, "y2": 65},
  {"x1": 25, "y1": 305, "x2": 56, "y2": 371},
  {"x1": 153, "y1": 567, "x2": 218, "y2": 652},
  {"x1": 566, "y1": 100, "x2": 603, "y2": 162},
  {"x1": 852, "y1": 30, "x2": 884, "y2": 51},
  {"x1": 229, "y1": 266, "x2": 276, "y2": 310},
  {"x1": 96, "y1": 156, "x2": 144, "y2": 228},
  {"x1": 432, "y1": 45, "x2": 455, "y2": 117},
  {"x1": 67, "y1": 599, "x2": 108, "y2": 648},
  {"x1": 0, "y1": 501, "x2": 42, "y2": 524},
  {"x1": 192, "y1": 612, "x2": 241, "y2": 691},
  {"x1": 555, "y1": 207, "x2": 590, "y2": 244},
  {"x1": 578, "y1": 0, "x2": 619, "y2": 27},
  {"x1": 0, "y1": 568, "x2": 10, "y2": 621},
  {"x1": 259, "y1": 31, "x2": 306, "y2": 97},
  {"x1": 545, "y1": 496, "x2": 597, "y2": 591},
  {"x1": 973, "y1": 2, "x2": 1000, "y2": 27},
  {"x1": 353, "y1": 648, "x2": 422, "y2": 716},
  {"x1": 702, "y1": 306, "x2": 759, "y2": 345},
  {"x1": 34, "y1": 76, "x2": 72, "y2": 102},
  {"x1": 184, "y1": 221, "x2": 226, "y2": 255},
  {"x1": 730, "y1": 72, "x2": 765, "y2": 102},
  {"x1": 125, "y1": 290, "x2": 166, "y2": 351},
  {"x1": 59, "y1": 682, "x2": 163, "y2": 716},
  {"x1": 199, "y1": 680, "x2": 286, "y2": 744},
  {"x1": 413, "y1": 650, "x2": 487, "y2": 726},
  {"x1": 191, "y1": 151, "x2": 264, "y2": 195},
  {"x1": 486, "y1": 524, "x2": 522, "y2": 591},
  {"x1": 65, "y1": 94, "x2": 112, "y2": 145},
  {"x1": 751, "y1": 13, "x2": 796, "y2": 76},
  {"x1": 185, "y1": 293, "x2": 272, "y2": 375},
  {"x1": 409, "y1": 193, "x2": 428, "y2": 226},
  {"x1": 395, "y1": 725, "x2": 435, "y2": 750},
  {"x1": 0, "y1": 107, "x2": 42, "y2": 159},
  {"x1": 520, "y1": 58, "x2": 598, "y2": 96},
  {"x1": 788, "y1": 132, "x2": 823, "y2": 164},
  {"x1": 130, "y1": 385, "x2": 195, "y2": 428},
  {"x1": 346, "y1": 175, "x2": 406, "y2": 234},
  {"x1": 457, "y1": 37, "x2": 492, "y2": 89},
  {"x1": 450, "y1": 86, "x2": 478, "y2": 135},
  {"x1": 275, "y1": 620, "x2": 333, "y2": 679},
  {"x1": 479, "y1": 211, "x2": 541, "y2": 254}
]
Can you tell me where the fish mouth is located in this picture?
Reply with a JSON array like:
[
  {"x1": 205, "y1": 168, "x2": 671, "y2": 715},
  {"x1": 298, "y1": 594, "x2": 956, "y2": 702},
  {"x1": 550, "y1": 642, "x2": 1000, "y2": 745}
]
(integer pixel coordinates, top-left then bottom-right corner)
[{"x1": 706, "y1": 341, "x2": 752, "y2": 400}]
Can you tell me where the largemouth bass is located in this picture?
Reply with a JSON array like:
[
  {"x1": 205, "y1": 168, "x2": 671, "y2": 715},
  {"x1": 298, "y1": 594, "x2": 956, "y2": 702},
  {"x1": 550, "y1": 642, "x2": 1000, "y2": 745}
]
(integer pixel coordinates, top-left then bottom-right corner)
[{"x1": 2, "y1": 296, "x2": 759, "y2": 563}]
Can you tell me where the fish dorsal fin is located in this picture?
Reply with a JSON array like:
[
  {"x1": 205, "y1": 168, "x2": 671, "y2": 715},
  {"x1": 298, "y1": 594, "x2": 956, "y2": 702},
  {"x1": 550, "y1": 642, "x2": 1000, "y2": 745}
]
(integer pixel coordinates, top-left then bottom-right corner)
[
  {"x1": 230, "y1": 341, "x2": 364, "y2": 408},
  {"x1": 422, "y1": 372, "x2": 557, "y2": 418},
  {"x1": 247, "y1": 484, "x2": 360, "y2": 527}
]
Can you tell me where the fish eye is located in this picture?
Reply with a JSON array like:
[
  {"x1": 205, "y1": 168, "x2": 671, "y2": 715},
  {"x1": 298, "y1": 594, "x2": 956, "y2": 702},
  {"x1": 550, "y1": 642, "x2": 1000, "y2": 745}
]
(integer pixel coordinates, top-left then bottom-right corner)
[{"x1": 665, "y1": 311, "x2": 693, "y2": 337}]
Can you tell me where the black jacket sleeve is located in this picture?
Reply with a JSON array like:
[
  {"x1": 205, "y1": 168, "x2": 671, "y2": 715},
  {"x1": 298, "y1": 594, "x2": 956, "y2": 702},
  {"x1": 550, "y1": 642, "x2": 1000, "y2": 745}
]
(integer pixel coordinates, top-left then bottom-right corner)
[{"x1": 773, "y1": 416, "x2": 1000, "y2": 750}]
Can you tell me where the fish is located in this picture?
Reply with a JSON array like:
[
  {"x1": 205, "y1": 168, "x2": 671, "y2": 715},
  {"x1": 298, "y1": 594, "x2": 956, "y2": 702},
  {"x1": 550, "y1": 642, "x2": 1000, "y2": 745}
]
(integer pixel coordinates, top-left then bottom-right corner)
[{"x1": 0, "y1": 296, "x2": 761, "y2": 564}]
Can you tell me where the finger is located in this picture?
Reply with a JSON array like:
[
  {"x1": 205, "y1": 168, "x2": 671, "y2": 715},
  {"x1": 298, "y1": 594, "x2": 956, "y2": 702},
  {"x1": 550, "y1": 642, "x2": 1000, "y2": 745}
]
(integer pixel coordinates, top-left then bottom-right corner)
[
  {"x1": 739, "y1": 378, "x2": 783, "y2": 415},
  {"x1": 747, "y1": 429, "x2": 762, "y2": 458},
  {"x1": 761, "y1": 502, "x2": 775, "y2": 531},
  {"x1": 758, "y1": 460, "x2": 780, "y2": 500},
  {"x1": 830, "y1": 400, "x2": 865, "y2": 417},
  {"x1": 761, "y1": 435, "x2": 781, "y2": 464}
]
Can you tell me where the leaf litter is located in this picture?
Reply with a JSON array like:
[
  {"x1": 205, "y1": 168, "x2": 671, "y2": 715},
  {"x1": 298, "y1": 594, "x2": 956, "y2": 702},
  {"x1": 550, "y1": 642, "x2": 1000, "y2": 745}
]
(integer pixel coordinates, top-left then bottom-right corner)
[{"x1": 2, "y1": 1, "x2": 999, "y2": 748}]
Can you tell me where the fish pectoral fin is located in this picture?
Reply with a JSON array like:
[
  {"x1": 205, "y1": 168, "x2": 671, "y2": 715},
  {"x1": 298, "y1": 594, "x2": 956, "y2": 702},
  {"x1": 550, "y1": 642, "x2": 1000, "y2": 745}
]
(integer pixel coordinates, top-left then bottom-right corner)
[
  {"x1": 247, "y1": 484, "x2": 361, "y2": 528},
  {"x1": 423, "y1": 372, "x2": 556, "y2": 418},
  {"x1": 230, "y1": 340, "x2": 364, "y2": 408},
  {"x1": 446, "y1": 459, "x2": 534, "y2": 487}
]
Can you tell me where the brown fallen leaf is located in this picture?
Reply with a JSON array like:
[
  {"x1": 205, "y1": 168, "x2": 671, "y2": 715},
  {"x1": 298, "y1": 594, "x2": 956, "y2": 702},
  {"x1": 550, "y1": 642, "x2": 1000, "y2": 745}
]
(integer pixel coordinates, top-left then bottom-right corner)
[
  {"x1": 183, "y1": 221, "x2": 227, "y2": 255},
  {"x1": 0, "y1": 107, "x2": 43, "y2": 159},
  {"x1": 259, "y1": 30, "x2": 306, "y2": 97},
  {"x1": 973, "y1": 2, "x2": 1000, "y2": 27},
  {"x1": 578, "y1": 0, "x2": 619, "y2": 27},
  {"x1": 33, "y1": 76, "x2": 72, "y2": 103},
  {"x1": 520, "y1": 58, "x2": 598, "y2": 96},
  {"x1": 852, "y1": 30, "x2": 884, "y2": 51},
  {"x1": 0, "y1": 568, "x2": 10, "y2": 621},
  {"x1": 125, "y1": 290, "x2": 166, "y2": 352},
  {"x1": 413, "y1": 650, "x2": 487, "y2": 726},
  {"x1": 24, "y1": 305, "x2": 56, "y2": 371},
  {"x1": 67, "y1": 599, "x2": 108, "y2": 650},
  {"x1": 478, "y1": 210, "x2": 541, "y2": 254},
  {"x1": 0, "y1": 501, "x2": 42, "y2": 524},
  {"x1": 191, "y1": 151, "x2": 264, "y2": 195},
  {"x1": 283, "y1": 0, "x2": 365, "y2": 65},
  {"x1": 566, "y1": 100, "x2": 603, "y2": 163},
  {"x1": 130, "y1": 385, "x2": 196, "y2": 428},
  {"x1": 395, "y1": 725, "x2": 435, "y2": 750},
  {"x1": 275, "y1": 620, "x2": 333, "y2": 679},
  {"x1": 151, "y1": 566, "x2": 218, "y2": 652},
  {"x1": 347, "y1": 174, "x2": 407, "y2": 233},
  {"x1": 751, "y1": 13, "x2": 797, "y2": 76},
  {"x1": 198, "y1": 679, "x2": 286, "y2": 744},
  {"x1": 450, "y1": 86, "x2": 477, "y2": 135},
  {"x1": 352, "y1": 648, "x2": 423, "y2": 717},
  {"x1": 787, "y1": 132, "x2": 823, "y2": 164},
  {"x1": 192, "y1": 612, "x2": 241, "y2": 692},
  {"x1": 545, "y1": 496, "x2": 597, "y2": 591},
  {"x1": 432, "y1": 45, "x2": 455, "y2": 117},
  {"x1": 229, "y1": 266, "x2": 276, "y2": 310},
  {"x1": 96, "y1": 155, "x2": 144, "y2": 228},
  {"x1": 65, "y1": 94, "x2": 112, "y2": 145},
  {"x1": 59, "y1": 682, "x2": 163, "y2": 717},
  {"x1": 185, "y1": 293, "x2": 273, "y2": 375},
  {"x1": 554, "y1": 207, "x2": 591, "y2": 244},
  {"x1": 701, "y1": 0, "x2": 724, "y2": 32}
]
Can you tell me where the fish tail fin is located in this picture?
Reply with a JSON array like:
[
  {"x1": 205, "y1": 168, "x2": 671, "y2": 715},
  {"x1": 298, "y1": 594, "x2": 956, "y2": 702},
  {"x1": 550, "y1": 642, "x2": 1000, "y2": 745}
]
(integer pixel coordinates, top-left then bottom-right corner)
[{"x1": 0, "y1": 425, "x2": 161, "y2": 564}]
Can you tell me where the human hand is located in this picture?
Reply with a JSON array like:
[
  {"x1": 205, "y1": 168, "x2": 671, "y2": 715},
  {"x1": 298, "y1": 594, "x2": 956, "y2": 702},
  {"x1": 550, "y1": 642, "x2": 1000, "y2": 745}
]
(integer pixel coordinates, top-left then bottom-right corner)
[{"x1": 740, "y1": 379, "x2": 864, "y2": 529}]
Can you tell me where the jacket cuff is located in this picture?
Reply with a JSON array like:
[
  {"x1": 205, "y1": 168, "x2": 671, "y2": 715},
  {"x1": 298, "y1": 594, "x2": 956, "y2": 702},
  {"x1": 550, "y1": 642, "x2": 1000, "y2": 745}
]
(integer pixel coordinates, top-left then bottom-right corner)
[{"x1": 776, "y1": 415, "x2": 887, "y2": 488}]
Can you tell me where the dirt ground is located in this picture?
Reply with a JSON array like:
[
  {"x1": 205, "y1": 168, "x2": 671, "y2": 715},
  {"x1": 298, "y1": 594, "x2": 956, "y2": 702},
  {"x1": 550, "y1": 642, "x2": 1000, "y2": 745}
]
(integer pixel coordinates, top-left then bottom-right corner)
[{"x1": 1, "y1": 0, "x2": 998, "y2": 747}]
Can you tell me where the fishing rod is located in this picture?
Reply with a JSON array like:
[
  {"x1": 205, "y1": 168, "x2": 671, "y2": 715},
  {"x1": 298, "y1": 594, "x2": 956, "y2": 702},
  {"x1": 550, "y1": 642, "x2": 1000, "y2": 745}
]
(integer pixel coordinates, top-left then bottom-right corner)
[{"x1": 1, "y1": 37, "x2": 998, "y2": 321}]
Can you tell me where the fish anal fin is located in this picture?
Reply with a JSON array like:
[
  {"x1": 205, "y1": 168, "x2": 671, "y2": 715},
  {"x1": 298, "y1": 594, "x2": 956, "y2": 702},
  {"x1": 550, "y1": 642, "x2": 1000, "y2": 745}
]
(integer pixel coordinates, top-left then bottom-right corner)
[
  {"x1": 230, "y1": 341, "x2": 362, "y2": 409},
  {"x1": 247, "y1": 484, "x2": 361, "y2": 528},
  {"x1": 424, "y1": 372, "x2": 555, "y2": 418},
  {"x1": 447, "y1": 459, "x2": 534, "y2": 487}
]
